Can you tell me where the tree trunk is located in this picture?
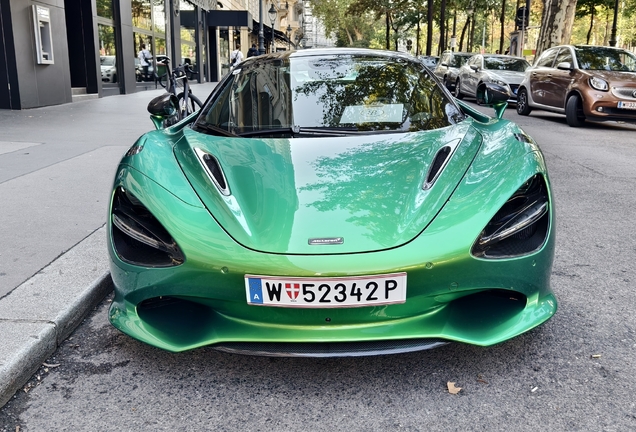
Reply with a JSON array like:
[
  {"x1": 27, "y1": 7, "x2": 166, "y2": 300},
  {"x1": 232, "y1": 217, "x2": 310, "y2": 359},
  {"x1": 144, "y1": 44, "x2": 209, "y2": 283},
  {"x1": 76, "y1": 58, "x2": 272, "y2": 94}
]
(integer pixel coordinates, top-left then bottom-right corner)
[
  {"x1": 535, "y1": 0, "x2": 578, "y2": 57},
  {"x1": 416, "y1": 15, "x2": 421, "y2": 55},
  {"x1": 346, "y1": 28, "x2": 354, "y2": 45},
  {"x1": 499, "y1": 0, "x2": 506, "y2": 54},
  {"x1": 586, "y1": 4, "x2": 594, "y2": 44},
  {"x1": 440, "y1": 0, "x2": 447, "y2": 54},
  {"x1": 469, "y1": 14, "x2": 475, "y2": 51},
  {"x1": 386, "y1": 12, "x2": 390, "y2": 50},
  {"x1": 459, "y1": 18, "x2": 469, "y2": 52},
  {"x1": 427, "y1": 0, "x2": 434, "y2": 55}
]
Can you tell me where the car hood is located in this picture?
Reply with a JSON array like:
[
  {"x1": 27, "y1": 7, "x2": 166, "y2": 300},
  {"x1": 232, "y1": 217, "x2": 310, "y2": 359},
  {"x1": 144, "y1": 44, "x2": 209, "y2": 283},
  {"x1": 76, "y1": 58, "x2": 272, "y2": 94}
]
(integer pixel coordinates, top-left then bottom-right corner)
[
  {"x1": 174, "y1": 123, "x2": 482, "y2": 254},
  {"x1": 581, "y1": 69, "x2": 636, "y2": 84},
  {"x1": 487, "y1": 70, "x2": 526, "y2": 84}
]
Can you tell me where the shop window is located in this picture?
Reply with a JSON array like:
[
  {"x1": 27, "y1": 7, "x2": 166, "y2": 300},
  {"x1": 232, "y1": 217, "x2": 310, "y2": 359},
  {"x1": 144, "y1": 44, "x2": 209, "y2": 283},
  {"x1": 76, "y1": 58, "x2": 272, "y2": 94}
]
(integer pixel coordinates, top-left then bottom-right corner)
[
  {"x1": 97, "y1": 0, "x2": 113, "y2": 19},
  {"x1": 132, "y1": 0, "x2": 152, "y2": 30}
]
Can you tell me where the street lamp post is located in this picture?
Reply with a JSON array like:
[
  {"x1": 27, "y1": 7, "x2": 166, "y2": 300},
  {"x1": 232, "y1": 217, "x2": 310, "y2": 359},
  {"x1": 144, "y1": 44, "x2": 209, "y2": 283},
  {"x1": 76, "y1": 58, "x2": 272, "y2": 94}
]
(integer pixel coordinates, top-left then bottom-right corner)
[
  {"x1": 609, "y1": 0, "x2": 619, "y2": 46},
  {"x1": 286, "y1": 24, "x2": 292, "y2": 50},
  {"x1": 258, "y1": 0, "x2": 265, "y2": 55},
  {"x1": 268, "y1": 3, "x2": 277, "y2": 53}
]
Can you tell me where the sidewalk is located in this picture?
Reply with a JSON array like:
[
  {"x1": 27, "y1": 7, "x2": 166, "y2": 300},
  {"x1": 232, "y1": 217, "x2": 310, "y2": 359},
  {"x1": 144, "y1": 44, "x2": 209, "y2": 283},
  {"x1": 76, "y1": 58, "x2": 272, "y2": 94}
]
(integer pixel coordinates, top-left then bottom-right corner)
[{"x1": 0, "y1": 82, "x2": 217, "y2": 407}]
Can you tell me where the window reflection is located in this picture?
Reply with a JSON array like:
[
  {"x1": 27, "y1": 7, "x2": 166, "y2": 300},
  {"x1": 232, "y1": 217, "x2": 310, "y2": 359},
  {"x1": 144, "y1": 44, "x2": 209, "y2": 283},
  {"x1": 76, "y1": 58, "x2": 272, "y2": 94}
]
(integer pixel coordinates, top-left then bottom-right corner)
[
  {"x1": 152, "y1": 0, "x2": 166, "y2": 35},
  {"x1": 132, "y1": 0, "x2": 152, "y2": 30},
  {"x1": 98, "y1": 24, "x2": 116, "y2": 56},
  {"x1": 97, "y1": 0, "x2": 113, "y2": 19},
  {"x1": 575, "y1": 47, "x2": 636, "y2": 71},
  {"x1": 200, "y1": 54, "x2": 462, "y2": 134}
]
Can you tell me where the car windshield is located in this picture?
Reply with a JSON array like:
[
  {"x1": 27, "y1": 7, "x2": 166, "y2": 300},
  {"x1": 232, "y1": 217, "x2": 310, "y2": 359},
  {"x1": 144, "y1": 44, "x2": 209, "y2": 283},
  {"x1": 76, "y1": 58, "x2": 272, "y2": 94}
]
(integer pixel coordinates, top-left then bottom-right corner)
[
  {"x1": 483, "y1": 57, "x2": 530, "y2": 71},
  {"x1": 195, "y1": 52, "x2": 464, "y2": 136},
  {"x1": 451, "y1": 54, "x2": 471, "y2": 68},
  {"x1": 575, "y1": 46, "x2": 636, "y2": 71},
  {"x1": 101, "y1": 56, "x2": 116, "y2": 66}
]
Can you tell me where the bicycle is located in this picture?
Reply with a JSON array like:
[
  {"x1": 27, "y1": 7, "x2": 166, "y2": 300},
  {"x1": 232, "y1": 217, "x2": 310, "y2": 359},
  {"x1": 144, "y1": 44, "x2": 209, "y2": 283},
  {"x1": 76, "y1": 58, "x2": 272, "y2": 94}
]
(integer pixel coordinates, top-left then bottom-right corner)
[{"x1": 155, "y1": 57, "x2": 203, "y2": 121}]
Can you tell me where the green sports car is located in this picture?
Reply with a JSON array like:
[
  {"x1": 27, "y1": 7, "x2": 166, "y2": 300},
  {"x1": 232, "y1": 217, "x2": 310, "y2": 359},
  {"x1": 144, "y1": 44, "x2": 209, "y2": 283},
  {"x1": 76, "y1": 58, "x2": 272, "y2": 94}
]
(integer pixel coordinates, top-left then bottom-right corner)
[{"x1": 108, "y1": 48, "x2": 557, "y2": 356}]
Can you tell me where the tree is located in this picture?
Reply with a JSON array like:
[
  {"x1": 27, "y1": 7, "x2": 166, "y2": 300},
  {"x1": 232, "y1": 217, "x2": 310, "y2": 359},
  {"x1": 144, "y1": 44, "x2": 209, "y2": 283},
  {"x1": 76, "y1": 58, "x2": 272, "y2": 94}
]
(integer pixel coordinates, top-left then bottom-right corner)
[
  {"x1": 312, "y1": 0, "x2": 377, "y2": 46},
  {"x1": 535, "y1": 0, "x2": 578, "y2": 56}
]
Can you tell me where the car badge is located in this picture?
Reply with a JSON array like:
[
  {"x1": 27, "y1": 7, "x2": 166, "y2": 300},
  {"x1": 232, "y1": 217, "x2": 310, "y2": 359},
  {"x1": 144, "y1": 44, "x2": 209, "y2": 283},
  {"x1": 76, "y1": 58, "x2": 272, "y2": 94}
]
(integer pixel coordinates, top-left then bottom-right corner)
[
  {"x1": 285, "y1": 283, "x2": 300, "y2": 300},
  {"x1": 308, "y1": 237, "x2": 344, "y2": 245},
  {"x1": 632, "y1": 90, "x2": 636, "y2": 98}
]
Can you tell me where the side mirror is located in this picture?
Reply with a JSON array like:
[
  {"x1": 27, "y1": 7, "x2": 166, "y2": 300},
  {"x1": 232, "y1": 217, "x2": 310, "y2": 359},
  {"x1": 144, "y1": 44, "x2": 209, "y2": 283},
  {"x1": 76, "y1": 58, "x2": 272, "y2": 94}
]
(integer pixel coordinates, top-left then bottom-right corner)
[
  {"x1": 441, "y1": 62, "x2": 449, "y2": 67},
  {"x1": 556, "y1": 61, "x2": 573, "y2": 71},
  {"x1": 475, "y1": 82, "x2": 510, "y2": 119},
  {"x1": 147, "y1": 93, "x2": 179, "y2": 130},
  {"x1": 470, "y1": 65, "x2": 479, "y2": 71}
]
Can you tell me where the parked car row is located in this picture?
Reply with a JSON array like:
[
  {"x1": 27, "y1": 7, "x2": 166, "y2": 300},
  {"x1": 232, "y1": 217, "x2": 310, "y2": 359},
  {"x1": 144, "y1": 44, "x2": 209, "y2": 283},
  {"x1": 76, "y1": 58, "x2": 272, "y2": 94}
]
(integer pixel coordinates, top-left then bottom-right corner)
[
  {"x1": 431, "y1": 45, "x2": 636, "y2": 127},
  {"x1": 99, "y1": 56, "x2": 159, "y2": 83}
]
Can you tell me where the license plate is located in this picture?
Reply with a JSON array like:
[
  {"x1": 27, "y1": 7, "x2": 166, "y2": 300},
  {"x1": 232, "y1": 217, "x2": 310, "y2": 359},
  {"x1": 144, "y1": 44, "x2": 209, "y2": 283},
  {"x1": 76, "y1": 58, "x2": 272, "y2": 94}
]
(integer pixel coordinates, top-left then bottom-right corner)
[
  {"x1": 245, "y1": 273, "x2": 407, "y2": 308},
  {"x1": 618, "y1": 101, "x2": 636, "y2": 109}
]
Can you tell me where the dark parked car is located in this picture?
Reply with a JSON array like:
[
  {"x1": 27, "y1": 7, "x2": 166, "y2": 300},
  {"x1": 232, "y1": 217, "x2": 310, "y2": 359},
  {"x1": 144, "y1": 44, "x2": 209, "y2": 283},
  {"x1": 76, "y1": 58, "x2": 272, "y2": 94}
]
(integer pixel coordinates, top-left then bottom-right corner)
[
  {"x1": 433, "y1": 51, "x2": 473, "y2": 90},
  {"x1": 516, "y1": 45, "x2": 636, "y2": 127}
]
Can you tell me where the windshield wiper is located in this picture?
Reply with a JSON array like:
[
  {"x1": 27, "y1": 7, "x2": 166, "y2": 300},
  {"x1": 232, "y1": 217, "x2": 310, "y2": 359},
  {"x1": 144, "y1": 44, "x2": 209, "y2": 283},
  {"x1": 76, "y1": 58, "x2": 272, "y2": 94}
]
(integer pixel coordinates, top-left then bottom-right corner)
[
  {"x1": 192, "y1": 123, "x2": 239, "y2": 137},
  {"x1": 237, "y1": 126, "x2": 359, "y2": 138}
]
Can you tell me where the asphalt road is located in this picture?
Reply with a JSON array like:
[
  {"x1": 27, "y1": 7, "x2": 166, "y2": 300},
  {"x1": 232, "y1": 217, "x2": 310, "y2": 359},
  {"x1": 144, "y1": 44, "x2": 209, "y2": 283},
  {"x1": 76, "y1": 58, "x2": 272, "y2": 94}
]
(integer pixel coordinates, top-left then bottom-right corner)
[{"x1": 2, "y1": 103, "x2": 636, "y2": 431}]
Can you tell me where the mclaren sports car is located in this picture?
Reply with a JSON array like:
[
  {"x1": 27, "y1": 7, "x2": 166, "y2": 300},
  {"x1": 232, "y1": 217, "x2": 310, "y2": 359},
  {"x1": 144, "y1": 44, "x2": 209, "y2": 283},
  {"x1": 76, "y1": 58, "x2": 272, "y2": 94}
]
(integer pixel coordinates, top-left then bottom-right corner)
[{"x1": 108, "y1": 48, "x2": 557, "y2": 356}]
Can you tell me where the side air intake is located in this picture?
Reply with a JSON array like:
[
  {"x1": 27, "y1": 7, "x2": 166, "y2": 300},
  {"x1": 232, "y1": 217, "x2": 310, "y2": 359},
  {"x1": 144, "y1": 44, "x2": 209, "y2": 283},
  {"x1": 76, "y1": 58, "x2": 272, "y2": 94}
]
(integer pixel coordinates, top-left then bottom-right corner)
[
  {"x1": 423, "y1": 140, "x2": 459, "y2": 190},
  {"x1": 194, "y1": 148, "x2": 230, "y2": 196}
]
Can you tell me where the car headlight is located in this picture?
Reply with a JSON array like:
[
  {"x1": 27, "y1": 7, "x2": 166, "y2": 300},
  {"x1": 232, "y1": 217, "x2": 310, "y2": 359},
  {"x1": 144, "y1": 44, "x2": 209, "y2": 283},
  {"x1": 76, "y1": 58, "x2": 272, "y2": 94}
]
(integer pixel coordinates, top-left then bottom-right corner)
[
  {"x1": 589, "y1": 76, "x2": 608, "y2": 91},
  {"x1": 490, "y1": 78, "x2": 507, "y2": 87},
  {"x1": 111, "y1": 187, "x2": 185, "y2": 267},
  {"x1": 471, "y1": 174, "x2": 550, "y2": 259}
]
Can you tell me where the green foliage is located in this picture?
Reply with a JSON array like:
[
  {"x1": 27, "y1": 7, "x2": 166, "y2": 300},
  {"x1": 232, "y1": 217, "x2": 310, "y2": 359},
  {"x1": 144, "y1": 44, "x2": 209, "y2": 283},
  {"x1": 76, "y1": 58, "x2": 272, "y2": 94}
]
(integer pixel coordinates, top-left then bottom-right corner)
[{"x1": 311, "y1": 0, "x2": 379, "y2": 46}]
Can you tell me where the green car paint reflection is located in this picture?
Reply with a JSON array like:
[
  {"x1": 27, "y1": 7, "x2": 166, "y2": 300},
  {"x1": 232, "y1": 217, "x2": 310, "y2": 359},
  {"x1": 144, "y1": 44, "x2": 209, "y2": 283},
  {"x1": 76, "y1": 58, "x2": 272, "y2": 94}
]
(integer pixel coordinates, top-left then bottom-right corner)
[{"x1": 108, "y1": 48, "x2": 556, "y2": 356}]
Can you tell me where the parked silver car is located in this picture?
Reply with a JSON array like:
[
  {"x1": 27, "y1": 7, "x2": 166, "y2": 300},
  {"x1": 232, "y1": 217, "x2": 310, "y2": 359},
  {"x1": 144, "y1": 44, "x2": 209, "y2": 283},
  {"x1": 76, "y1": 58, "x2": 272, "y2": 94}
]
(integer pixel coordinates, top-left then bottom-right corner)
[
  {"x1": 454, "y1": 54, "x2": 530, "y2": 102},
  {"x1": 433, "y1": 51, "x2": 473, "y2": 90}
]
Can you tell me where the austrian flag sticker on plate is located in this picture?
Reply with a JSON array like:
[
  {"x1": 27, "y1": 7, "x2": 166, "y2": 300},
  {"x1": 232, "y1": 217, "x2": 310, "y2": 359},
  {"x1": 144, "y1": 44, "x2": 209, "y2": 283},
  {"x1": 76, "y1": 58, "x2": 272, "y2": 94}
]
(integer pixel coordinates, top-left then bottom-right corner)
[{"x1": 245, "y1": 273, "x2": 407, "y2": 308}]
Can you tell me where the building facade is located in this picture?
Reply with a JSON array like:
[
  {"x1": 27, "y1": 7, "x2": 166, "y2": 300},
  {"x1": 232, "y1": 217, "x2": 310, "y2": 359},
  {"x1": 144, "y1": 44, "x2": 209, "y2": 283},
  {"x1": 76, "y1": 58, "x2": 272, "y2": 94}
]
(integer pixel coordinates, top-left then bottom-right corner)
[{"x1": 0, "y1": 0, "x2": 318, "y2": 110}]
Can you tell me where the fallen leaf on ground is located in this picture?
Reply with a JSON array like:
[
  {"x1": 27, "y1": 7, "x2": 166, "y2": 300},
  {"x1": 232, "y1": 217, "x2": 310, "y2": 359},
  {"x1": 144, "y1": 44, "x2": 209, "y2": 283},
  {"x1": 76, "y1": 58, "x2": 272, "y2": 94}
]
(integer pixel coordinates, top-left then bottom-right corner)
[
  {"x1": 591, "y1": 354, "x2": 601, "y2": 359},
  {"x1": 42, "y1": 363, "x2": 60, "y2": 368},
  {"x1": 447, "y1": 381, "x2": 462, "y2": 394}
]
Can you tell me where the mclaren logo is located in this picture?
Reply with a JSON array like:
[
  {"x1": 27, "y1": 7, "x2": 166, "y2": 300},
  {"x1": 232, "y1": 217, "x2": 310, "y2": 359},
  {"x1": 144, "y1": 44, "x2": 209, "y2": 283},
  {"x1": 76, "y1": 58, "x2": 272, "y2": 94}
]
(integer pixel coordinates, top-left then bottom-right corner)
[{"x1": 308, "y1": 237, "x2": 344, "y2": 245}]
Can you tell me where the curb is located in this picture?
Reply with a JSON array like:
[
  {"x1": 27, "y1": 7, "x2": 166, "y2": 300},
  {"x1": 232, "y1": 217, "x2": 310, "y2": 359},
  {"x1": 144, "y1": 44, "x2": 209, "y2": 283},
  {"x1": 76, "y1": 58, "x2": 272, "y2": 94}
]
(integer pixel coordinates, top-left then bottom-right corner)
[{"x1": 0, "y1": 228, "x2": 112, "y2": 408}]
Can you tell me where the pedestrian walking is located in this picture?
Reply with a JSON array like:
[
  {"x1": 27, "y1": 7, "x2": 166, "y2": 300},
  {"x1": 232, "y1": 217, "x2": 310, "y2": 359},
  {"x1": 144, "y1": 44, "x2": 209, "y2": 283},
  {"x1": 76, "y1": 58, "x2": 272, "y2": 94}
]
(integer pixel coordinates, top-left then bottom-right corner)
[
  {"x1": 230, "y1": 43, "x2": 244, "y2": 70},
  {"x1": 138, "y1": 43, "x2": 152, "y2": 80},
  {"x1": 247, "y1": 44, "x2": 259, "y2": 58}
]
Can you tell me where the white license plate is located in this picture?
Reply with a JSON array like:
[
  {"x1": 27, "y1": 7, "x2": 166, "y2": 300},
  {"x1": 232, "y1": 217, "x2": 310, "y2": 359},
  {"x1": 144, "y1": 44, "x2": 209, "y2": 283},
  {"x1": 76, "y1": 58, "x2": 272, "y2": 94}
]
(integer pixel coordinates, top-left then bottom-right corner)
[
  {"x1": 245, "y1": 273, "x2": 407, "y2": 308},
  {"x1": 618, "y1": 101, "x2": 636, "y2": 110}
]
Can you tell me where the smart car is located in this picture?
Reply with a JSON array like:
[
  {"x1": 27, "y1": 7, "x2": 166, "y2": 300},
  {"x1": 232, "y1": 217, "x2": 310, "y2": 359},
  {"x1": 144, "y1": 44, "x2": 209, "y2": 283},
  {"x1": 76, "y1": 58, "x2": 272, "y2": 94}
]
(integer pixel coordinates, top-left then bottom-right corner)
[{"x1": 516, "y1": 45, "x2": 636, "y2": 127}]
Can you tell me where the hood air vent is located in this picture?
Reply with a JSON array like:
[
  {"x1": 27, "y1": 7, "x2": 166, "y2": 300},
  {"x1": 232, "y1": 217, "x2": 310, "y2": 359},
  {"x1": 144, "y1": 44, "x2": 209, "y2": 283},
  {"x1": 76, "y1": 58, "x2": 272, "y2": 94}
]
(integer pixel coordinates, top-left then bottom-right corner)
[
  {"x1": 194, "y1": 148, "x2": 230, "y2": 196},
  {"x1": 423, "y1": 140, "x2": 460, "y2": 190}
]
